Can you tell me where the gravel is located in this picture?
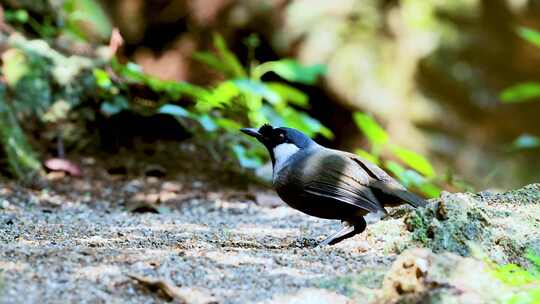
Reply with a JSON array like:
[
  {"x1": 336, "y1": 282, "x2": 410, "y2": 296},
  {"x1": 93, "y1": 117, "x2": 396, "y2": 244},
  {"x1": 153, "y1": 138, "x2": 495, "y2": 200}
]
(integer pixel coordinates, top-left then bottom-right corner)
[{"x1": 0, "y1": 195, "x2": 392, "y2": 303}]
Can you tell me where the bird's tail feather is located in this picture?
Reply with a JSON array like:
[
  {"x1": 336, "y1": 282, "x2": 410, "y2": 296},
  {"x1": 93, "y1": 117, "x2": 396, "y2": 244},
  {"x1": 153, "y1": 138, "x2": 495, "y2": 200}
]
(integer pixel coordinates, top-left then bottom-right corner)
[
  {"x1": 371, "y1": 180, "x2": 429, "y2": 208},
  {"x1": 394, "y1": 189, "x2": 428, "y2": 208}
]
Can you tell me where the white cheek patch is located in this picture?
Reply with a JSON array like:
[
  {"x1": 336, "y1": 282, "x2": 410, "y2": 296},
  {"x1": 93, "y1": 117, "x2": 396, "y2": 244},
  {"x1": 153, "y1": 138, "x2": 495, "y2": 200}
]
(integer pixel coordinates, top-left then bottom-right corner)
[{"x1": 272, "y1": 143, "x2": 300, "y2": 174}]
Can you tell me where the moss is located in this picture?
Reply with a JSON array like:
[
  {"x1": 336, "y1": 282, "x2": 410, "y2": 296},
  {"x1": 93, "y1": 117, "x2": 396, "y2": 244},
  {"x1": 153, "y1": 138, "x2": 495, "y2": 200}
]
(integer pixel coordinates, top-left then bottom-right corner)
[
  {"x1": 405, "y1": 210, "x2": 429, "y2": 244},
  {"x1": 404, "y1": 194, "x2": 492, "y2": 256},
  {"x1": 396, "y1": 186, "x2": 540, "y2": 266},
  {"x1": 0, "y1": 84, "x2": 41, "y2": 180},
  {"x1": 0, "y1": 35, "x2": 98, "y2": 180}
]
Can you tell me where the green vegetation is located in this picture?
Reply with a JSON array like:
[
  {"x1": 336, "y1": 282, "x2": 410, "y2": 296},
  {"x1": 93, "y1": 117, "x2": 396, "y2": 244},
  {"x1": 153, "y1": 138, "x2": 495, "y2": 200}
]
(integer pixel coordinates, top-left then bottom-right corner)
[
  {"x1": 500, "y1": 27, "x2": 540, "y2": 151},
  {"x1": 103, "y1": 33, "x2": 331, "y2": 170},
  {"x1": 0, "y1": 0, "x2": 333, "y2": 177},
  {"x1": 352, "y1": 112, "x2": 441, "y2": 197},
  {"x1": 491, "y1": 251, "x2": 540, "y2": 304}
]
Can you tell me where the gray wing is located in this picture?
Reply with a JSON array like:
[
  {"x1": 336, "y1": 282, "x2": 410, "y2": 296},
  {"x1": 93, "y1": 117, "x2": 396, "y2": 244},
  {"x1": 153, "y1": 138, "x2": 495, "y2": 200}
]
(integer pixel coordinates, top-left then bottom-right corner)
[
  {"x1": 301, "y1": 152, "x2": 387, "y2": 214},
  {"x1": 337, "y1": 150, "x2": 428, "y2": 208}
]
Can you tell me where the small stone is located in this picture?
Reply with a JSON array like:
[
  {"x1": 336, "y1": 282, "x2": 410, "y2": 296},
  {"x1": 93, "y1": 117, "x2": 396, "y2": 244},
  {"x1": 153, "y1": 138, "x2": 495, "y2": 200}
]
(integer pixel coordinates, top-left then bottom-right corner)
[
  {"x1": 192, "y1": 181, "x2": 203, "y2": 188},
  {"x1": 162, "y1": 181, "x2": 182, "y2": 193},
  {"x1": 0, "y1": 199, "x2": 10, "y2": 209}
]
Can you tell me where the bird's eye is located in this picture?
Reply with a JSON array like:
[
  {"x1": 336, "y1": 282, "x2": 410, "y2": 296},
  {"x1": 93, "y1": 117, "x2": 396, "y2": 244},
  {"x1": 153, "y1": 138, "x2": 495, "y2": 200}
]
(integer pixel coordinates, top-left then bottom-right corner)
[{"x1": 278, "y1": 133, "x2": 285, "y2": 140}]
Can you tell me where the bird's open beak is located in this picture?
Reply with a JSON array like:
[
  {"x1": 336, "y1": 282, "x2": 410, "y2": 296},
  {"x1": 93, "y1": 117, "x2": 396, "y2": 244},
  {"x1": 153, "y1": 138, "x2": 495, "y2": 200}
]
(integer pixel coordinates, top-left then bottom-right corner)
[{"x1": 240, "y1": 128, "x2": 262, "y2": 139}]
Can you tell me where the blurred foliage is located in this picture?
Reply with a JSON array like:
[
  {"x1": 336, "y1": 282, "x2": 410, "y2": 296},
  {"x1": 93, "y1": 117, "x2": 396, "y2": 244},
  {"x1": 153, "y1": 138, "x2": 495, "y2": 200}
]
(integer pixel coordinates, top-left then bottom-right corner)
[
  {"x1": 0, "y1": 0, "x2": 334, "y2": 178},
  {"x1": 62, "y1": 0, "x2": 112, "y2": 41},
  {"x1": 100, "y1": 33, "x2": 331, "y2": 169},
  {"x1": 0, "y1": 84, "x2": 41, "y2": 180},
  {"x1": 3, "y1": 1, "x2": 111, "y2": 41},
  {"x1": 500, "y1": 27, "x2": 540, "y2": 152},
  {"x1": 0, "y1": 0, "x2": 537, "y2": 189},
  {"x1": 491, "y1": 251, "x2": 540, "y2": 304},
  {"x1": 352, "y1": 112, "x2": 441, "y2": 198}
]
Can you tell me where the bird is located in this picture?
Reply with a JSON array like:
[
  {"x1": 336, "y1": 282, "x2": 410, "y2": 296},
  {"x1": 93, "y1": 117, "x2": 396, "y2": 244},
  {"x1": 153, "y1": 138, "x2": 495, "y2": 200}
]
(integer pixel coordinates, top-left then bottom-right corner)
[{"x1": 241, "y1": 124, "x2": 428, "y2": 246}]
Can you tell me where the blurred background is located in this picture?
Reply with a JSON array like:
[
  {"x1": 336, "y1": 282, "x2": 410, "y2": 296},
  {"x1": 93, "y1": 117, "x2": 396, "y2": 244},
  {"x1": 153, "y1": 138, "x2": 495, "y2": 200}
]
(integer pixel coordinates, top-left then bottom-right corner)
[{"x1": 0, "y1": 0, "x2": 539, "y2": 196}]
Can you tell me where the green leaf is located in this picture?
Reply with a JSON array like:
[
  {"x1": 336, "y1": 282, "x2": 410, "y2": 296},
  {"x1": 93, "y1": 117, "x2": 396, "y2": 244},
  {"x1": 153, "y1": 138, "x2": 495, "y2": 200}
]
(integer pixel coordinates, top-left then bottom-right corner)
[
  {"x1": 353, "y1": 112, "x2": 389, "y2": 145},
  {"x1": 391, "y1": 146, "x2": 435, "y2": 178},
  {"x1": 355, "y1": 149, "x2": 380, "y2": 165},
  {"x1": 259, "y1": 59, "x2": 326, "y2": 84},
  {"x1": 266, "y1": 82, "x2": 309, "y2": 108},
  {"x1": 501, "y1": 82, "x2": 540, "y2": 103},
  {"x1": 192, "y1": 51, "x2": 229, "y2": 74},
  {"x1": 385, "y1": 161, "x2": 440, "y2": 198},
  {"x1": 512, "y1": 134, "x2": 540, "y2": 150},
  {"x1": 417, "y1": 182, "x2": 441, "y2": 198},
  {"x1": 233, "y1": 79, "x2": 281, "y2": 104},
  {"x1": 198, "y1": 114, "x2": 218, "y2": 132},
  {"x1": 232, "y1": 144, "x2": 263, "y2": 169},
  {"x1": 385, "y1": 160, "x2": 407, "y2": 179},
  {"x1": 215, "y1": 118, "x2": 243, "y2": 132},
  {"x1": 5, "y1": 9, "x2": 29, "y2": 23},
  {"x1": 517, "y1": 27, "x2": 540, "y2": 48},
  {"x1": 114, "y1": 60, "x2": 210, "y2": 101},
  {"x1": 1, "y1": 49, "x2": 29, "y2": 86},
  {"x1": 200, "y1": 81, "x2": 239, "y2": 111},
  {"x1": 42, "y1": 100, "x2": 71, "y2": 122},
  {"x1": 284, "y1": 108, "x2": 333, "y2": 139},
  {"x1": 93, "y1": 68, "x2": 112, "y2": 88},
  {"x1": 213, "y1": 33, "x2": 246, "y2": 78},
  {"x1": 101, "y1": 96, "x2": 129, "y2": 116},
  {"x1": 63, "y1": 0, "x2": 112, "y2": 41},
  {"x1": 158, "y1": 104, "x2": 192, "y2": 118}
]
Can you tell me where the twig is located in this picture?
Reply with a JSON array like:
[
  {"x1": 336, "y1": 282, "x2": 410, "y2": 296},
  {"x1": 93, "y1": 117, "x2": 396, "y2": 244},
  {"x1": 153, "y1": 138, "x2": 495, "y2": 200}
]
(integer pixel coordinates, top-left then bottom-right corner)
[{"x1": 127, "y1": 273, "x2": 188, "y2": 303}]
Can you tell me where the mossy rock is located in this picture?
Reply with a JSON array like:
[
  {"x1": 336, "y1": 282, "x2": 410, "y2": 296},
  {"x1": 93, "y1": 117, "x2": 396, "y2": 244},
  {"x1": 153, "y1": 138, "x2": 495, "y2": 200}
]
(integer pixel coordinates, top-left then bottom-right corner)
[
  {"x1": 370, "y1": 248, "x2": 513, "y2": 304},
  {"x1": 400, "y1": 184, "x2": 540, "y2": 265}
]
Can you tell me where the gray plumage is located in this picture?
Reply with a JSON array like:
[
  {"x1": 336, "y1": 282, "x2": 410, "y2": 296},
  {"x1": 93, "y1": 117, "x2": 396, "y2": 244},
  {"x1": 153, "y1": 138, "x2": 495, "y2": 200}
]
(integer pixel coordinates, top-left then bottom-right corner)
[{"x1": 241, "y1": 124, "x2": 428, "y2": 246}]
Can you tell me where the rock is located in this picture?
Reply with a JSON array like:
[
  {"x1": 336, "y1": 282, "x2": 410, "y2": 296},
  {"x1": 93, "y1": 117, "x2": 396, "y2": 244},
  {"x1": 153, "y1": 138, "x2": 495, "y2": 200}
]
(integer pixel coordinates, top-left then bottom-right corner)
[
  {"x1": 395, "y1": 184, "x2": 540, "y2": 265},
  {"x1": 375, "y1": 248, "x2": 512, "y2": 304},
  {"x1": 264, "y1": 288, "x2": 349, "y2": 304},
  {"x1": 0, "y1": 199, "x2": 10, "y2": 209}
]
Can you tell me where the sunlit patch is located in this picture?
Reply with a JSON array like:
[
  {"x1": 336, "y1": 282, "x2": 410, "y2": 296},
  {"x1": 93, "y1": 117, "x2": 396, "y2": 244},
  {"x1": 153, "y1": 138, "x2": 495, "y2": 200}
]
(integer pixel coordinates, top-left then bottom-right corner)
[
  {"x1": 16, "y1": 238, "x2": 40, "y2": 247},
  {"x1": 75, "y1": 265, "x2": 121, "y2": 281},
  {"x1": 118, "y1": 223, "x2": 210, "y2": 233},
  {"x1": 204, "y1": 250, "x2": 272, "y2": 266},
  {"x1": 0, "y1": 261, "x2": 28, "y2": 272},
  {"x1": 229, "y1": 225, "x2": 298, "y2": 238}
]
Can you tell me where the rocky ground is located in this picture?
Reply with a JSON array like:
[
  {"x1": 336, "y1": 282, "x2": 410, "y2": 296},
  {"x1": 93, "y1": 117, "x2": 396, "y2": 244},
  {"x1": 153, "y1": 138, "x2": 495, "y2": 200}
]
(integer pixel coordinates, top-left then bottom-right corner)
[{"x1": 0, "y1": 166, "x2": 539, "y2": 303}]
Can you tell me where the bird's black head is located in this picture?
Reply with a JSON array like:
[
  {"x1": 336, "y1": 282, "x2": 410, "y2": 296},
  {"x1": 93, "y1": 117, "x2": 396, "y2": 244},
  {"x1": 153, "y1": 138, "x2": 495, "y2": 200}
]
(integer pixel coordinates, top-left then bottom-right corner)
[
  {"x1": 241, "y1": 124, "x2": 314, "y2": 149},
  {"x1": 241, "y1": 124, "x2": 315, "y2": 164}
]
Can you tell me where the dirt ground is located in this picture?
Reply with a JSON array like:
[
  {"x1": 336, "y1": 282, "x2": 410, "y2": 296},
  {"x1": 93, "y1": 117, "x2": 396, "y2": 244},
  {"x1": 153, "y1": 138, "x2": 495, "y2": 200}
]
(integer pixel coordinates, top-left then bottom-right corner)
[
  {"x1": 2, "y1": 151, "x2": 539, "y2": 303},
  {"x1": 0, "y1": 154, "x2": 400, "y2": 304}
]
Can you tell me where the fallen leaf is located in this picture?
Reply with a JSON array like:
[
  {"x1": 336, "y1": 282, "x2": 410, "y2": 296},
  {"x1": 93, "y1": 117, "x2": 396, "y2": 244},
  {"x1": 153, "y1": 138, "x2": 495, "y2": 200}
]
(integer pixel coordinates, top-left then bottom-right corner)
[
  {"x1": 44, "y1": 158, "x2": 81, "y2": 176},
  {"x1": 108, "y1": 27, "x2": 124, "y2": 57},
  {"x1": 128, "y1": 274, "x2": 217, "y2": 304}
]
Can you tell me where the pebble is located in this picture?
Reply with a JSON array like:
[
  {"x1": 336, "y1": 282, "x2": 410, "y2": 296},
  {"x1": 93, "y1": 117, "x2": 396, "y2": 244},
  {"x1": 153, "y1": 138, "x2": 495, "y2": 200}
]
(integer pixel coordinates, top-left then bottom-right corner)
[{"x1": 0, "y1": 199, "x2": 10, "y2": 209}]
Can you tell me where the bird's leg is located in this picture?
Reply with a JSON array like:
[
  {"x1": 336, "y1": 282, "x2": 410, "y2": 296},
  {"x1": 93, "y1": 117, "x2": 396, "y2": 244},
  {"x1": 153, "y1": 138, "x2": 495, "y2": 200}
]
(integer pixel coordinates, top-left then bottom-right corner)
[{"x1": 317, "y1": 219, "x2": 366, "y2": 246}]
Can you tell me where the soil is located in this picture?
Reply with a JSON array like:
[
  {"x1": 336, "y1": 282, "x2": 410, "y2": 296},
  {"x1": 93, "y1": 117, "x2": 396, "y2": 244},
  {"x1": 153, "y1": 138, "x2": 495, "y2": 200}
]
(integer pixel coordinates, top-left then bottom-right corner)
[
  {"x1": 0, "y1": 148, "x2": 396, "y2": 304},
  {"x1": 2, "y1": 144, "x2": 538, "y2": 303}
]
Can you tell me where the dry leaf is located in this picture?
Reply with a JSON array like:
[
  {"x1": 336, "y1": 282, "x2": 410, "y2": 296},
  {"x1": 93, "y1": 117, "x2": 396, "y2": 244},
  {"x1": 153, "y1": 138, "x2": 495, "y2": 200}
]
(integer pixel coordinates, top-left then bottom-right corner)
[
  {"x1": 128, "y1": 274, "x2": 217, "y2": 304},
  {"x1": 108, "y1": 27, "x2": 124, "y2": 57},
  {"x1": 44, "y1": 158, "x2": 81, "y2": 176}
]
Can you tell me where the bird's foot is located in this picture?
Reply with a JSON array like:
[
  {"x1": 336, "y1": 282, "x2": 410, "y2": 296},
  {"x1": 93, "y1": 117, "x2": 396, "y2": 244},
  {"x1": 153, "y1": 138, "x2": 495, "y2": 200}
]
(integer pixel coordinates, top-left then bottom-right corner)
[{"x1": 317, "y1": 223, "x2": 356, "y2": 247}]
